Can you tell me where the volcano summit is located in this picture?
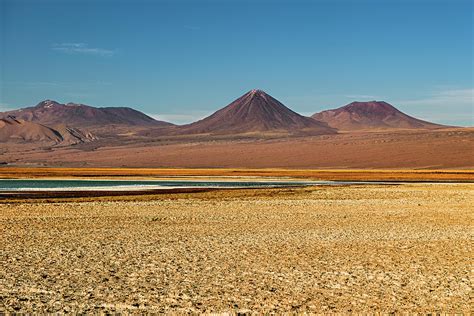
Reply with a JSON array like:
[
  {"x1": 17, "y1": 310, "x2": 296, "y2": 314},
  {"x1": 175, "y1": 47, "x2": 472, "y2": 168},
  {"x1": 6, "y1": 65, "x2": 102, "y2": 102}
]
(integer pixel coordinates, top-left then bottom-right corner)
[{"x1": 177, "y1": 89, "x2": 336, "y2": 136}]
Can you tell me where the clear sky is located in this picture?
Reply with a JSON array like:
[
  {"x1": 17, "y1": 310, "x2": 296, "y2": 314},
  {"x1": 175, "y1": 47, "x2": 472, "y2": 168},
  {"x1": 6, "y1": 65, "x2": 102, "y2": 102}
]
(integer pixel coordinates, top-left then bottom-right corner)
[{"x1": 1, "y1": 0, "x2": 472, "y2": 125}]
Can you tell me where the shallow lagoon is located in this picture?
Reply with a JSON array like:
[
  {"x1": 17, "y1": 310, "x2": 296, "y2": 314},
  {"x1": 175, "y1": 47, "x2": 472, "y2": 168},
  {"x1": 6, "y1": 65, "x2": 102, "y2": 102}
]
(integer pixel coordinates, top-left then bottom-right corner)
[{"x1": 0, "y1": 179, "x2": 340, "y2": 191}]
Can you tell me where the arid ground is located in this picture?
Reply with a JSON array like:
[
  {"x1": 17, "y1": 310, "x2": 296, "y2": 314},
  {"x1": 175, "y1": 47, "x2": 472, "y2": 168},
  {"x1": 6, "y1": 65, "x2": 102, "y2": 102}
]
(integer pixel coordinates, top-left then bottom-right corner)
[
  {"x1": 1, "y1": 128, "x2": 473, "y2": 169},
  {"x1": 1, "y1": 182, "x2": 472, "y2": 313}
]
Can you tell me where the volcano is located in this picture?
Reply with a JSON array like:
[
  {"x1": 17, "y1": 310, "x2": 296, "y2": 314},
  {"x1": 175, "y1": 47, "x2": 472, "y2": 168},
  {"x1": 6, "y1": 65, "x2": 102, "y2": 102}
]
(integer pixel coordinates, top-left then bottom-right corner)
[
  {"x1": 0, "y1": 100, "x2": 172, "y2": 129},
  {"x1": 312, "y1": 101, "x2": 447, "y2": 131},
  {"x1": 177, "y1": 89, "x2": 336, "y2": 136}
]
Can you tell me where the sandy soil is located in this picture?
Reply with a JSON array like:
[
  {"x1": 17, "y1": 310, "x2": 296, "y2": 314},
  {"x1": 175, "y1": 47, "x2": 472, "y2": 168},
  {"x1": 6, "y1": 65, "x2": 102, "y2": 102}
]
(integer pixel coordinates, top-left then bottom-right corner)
[
  {"x1": 1, "y1": 128, "x2": 473, "y2": 169},
  {"x1": 0, "y1": 184, "x2": 472, "y2": 313}
]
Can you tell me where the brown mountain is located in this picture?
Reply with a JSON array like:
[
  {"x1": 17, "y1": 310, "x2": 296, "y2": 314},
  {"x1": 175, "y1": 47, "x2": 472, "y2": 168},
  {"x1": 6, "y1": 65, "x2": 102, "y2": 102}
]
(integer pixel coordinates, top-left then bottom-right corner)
[
  {"x1": 0, "y1": 116, "x2": 97, "y2": 145},
  {"x1": 312, "y1": 101, "x2": 447, "y2": 131},
  {"x1": 176, "y1": 89, "x2": 336, "y2": 136},
  {"x1": 0, "y1": 100, "x2": 172, "y2": 129}
]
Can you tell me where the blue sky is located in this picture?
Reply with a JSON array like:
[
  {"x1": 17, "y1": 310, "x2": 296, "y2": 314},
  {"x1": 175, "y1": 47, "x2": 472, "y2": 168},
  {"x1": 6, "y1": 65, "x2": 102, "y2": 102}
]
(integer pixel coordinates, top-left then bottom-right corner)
[{"x1": 1, "y1": 0, "x2": 472, "y2": 125}]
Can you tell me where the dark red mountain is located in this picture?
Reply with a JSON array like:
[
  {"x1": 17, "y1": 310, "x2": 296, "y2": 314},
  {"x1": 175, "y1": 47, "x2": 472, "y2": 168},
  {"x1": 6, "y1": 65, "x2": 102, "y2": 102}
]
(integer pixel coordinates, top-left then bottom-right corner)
[
  {"x1": 176, "y1": 89, "x2": 336, "y2": 136},
  {"x1": 0, "y1": 100, "x2": 172, "y2": 129},
  {"x1": 312, "y1": 101, "x2": 447, "y2": 130}
]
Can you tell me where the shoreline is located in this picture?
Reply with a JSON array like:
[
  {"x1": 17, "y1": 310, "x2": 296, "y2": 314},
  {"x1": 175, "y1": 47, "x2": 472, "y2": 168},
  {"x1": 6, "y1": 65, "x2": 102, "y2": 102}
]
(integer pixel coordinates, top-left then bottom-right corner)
[
  {"x1": 2, "y1": 177, "x2": 472, "y2": 202},
  {"x1": 1, "y1": 167, "x2": 473, "y2": 182}
]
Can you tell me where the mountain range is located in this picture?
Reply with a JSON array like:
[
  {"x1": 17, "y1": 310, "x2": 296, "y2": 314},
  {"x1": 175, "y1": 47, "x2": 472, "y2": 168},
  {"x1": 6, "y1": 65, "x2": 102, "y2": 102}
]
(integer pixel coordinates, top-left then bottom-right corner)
[
  {"x1": 1, "y1": 100, "x2": 171, "y2": 128},
  {"x1": 0, "y1": 89, "x2": 450, "y2": 145}
]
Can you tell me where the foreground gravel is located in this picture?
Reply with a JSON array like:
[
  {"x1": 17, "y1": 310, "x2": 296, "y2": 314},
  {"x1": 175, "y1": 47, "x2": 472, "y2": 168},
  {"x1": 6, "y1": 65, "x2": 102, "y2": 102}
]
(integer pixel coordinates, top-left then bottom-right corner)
[{"x1": 0, "y1": 184, "x2": 472, "y2": 313}]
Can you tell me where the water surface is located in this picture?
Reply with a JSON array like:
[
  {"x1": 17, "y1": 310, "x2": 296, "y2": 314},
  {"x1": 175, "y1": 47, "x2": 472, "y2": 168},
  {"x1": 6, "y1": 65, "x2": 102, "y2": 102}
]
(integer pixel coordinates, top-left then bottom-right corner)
[{"x1": 0, "y1": 179, "x2": 336, "y2": 191}]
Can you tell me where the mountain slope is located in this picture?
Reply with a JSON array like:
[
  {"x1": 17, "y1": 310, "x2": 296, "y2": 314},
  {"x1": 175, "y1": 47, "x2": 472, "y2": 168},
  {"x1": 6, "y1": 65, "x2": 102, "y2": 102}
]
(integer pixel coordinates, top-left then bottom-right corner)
[
  {"x1": 0, "y1": 100, "x2": 172, "y2": 129},
  {"x1": 0, "y1": 116, "x2": 97, "y2": 145},
  {"x1": 312, "y1": 101, "x2": 447, "y2": 130},
  {"x1": 177, "y1": 89, "x2": 336, "y2": 136}
]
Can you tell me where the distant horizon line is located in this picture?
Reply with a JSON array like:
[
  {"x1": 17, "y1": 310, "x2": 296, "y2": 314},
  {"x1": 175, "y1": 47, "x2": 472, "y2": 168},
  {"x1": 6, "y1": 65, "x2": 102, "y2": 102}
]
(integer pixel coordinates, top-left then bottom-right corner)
[
  {"x1": 1, "y1": 94, "x2": 472, "y2": 129},
  {"x1": 1, "y1": 87, "x2": 472, "y2": 127}
]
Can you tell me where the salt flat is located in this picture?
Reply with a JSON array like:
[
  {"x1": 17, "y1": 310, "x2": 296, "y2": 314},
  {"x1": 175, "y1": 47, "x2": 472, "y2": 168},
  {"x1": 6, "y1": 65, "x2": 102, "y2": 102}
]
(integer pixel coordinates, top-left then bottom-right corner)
[{"x1": 0, "y1": 184, "x2": 472, "y2": 313}]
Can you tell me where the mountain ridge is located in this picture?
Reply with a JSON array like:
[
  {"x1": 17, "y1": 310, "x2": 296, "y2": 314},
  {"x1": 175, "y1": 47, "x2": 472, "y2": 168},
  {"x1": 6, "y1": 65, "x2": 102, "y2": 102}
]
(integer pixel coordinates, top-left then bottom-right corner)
[
  {"x1": 0, "y1": 100, "x2": 172, "y2": 129},
  {"x1": 0, "y1": 115, "x2": 97, "y2": 145}
]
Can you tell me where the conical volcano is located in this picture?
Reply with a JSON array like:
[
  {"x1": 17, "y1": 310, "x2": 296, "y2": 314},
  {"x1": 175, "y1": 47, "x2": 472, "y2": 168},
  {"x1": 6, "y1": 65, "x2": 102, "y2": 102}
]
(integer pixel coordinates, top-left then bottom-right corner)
[
  {"x1": 177, "y1": 89, "x2": 337, "y2": 136},
  {"x1": 312, "y1": 101, "x2": 447, "y2": 130}
]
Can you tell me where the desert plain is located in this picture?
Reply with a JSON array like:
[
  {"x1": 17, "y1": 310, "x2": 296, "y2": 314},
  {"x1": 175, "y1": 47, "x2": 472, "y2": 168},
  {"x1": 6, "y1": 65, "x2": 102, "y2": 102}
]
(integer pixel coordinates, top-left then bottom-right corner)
[
  {"x1": 2, "y1": 128, "x2": 474, "y2": 169},
  {"x1": 0, "y1": 173, "x2": 472, "y2": 313}
]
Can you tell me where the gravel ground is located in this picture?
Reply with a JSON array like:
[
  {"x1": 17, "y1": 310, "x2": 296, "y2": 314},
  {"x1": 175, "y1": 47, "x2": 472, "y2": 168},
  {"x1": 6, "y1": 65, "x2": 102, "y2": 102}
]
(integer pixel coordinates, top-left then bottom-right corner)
[{"x1": 0, "y1": 184, "x2": 472, "y2": 313}]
